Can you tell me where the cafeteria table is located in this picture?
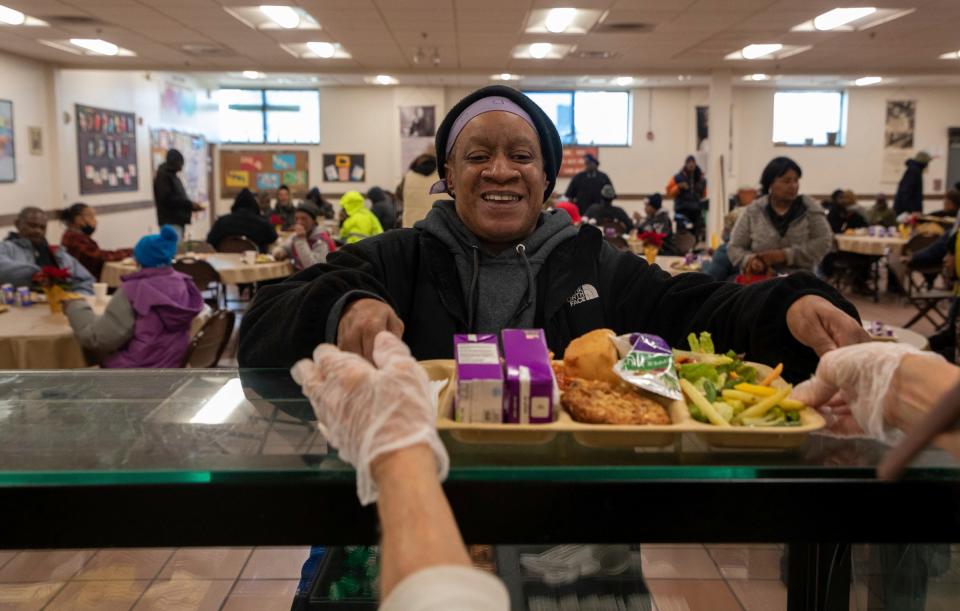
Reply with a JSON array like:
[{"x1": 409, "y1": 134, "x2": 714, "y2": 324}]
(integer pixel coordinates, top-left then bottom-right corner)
[
  {"x1": 0, "y1": 298, "x2": 211, "y2": 369},
  {"x1": 0, "y1": 367, "x2": 956, "y2": 610},
  {"x1": 101, "y1": 253, "x2": 293, "y2": 288}
]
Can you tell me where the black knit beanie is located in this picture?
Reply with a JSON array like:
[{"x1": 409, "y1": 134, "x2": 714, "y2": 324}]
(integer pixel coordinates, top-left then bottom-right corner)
[{"x1": 435, "y1": 85, "x2": 563, "y2": 200}]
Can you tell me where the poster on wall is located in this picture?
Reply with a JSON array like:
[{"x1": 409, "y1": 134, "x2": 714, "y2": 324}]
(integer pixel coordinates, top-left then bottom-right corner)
[
  {"x1": 323, "y1": 153, "x2": 365, "y2": 182},
  {"x1": 559, "y1": 146, "x2": 599, "y2": 178},
  {"x1": 882, "y1": 100, "x2": 916, "y2": 183},
  {"x1": 150, "y1": 128, "x2": 208, "y2": 203},
  {"x1": 219, "y1": 150, "x2": 309, "y2": 198},
  {"x1": 160, "y1": 81, "x2": 197, "y2": 123},
  {"x1": 76, "y1": 104, "x2": 138, "y2": 194},
  {"x1": 400, "y1": 105, "x2": 436, "y2": 174},
  {"x1": 0, "y1": 100, "x2": 14, "y2": 183}
]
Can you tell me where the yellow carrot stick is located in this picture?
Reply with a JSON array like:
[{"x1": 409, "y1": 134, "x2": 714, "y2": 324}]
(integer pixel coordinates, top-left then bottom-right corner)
[
  {"x1": 759, "y1": 363, "x2": 784, "y2": 386},
  {"x1": 680, "y1": 379, "x2": 731, "y2": 427},
  {"x1": 737, "y1": 386, "x2": 791, "y2": 421},
  {"x1": 721, "y1": 389, "x2": 759, "y2": 404},
  {"x1": 734, "y1": 382, "x2": 777, "y2": 397}
]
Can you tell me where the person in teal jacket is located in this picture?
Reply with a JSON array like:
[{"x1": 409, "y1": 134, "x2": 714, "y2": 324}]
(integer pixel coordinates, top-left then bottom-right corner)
[{"x1": 339, "y1": 191, "x2": 384, "y2": 244}]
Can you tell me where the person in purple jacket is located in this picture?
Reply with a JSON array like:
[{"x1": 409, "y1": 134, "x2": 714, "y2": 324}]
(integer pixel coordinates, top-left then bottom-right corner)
[{"x1": 64, "y1": 225, "x2": 204, "y2": 368}]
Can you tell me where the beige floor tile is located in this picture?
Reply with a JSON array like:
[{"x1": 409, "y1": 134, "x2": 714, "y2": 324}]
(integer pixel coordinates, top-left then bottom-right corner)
[
  {"x1": 46, "y1": 580, "x2": 149, "y2": 611},
  {"x1": 641, "y1": 546, "x2": 720, "y2": 579},
  {"x1": 239, "y1": 547, "x2": 310, "y2": 580},
  {"x1": 74, "y1": 549, "x2": 174, "y2": 581},
  {"x1": 0, "y1": 550, "x2": 92, "y2": 583},
  {"x1": 221, "y1": 580, "x2": 299, "y2": 611},
  {"x1": 0, "y1": 581, "x2": 66, "y2": 610},
  {"x1": 158, "y1": 548, "x2": 252, "y2": 580},
  {"x1": 0, "y1": 553, "x2": 18, "y2": 572},
  {"x1": 133, "y1": 579, "x2": 234, "y2": 611},
  {"x1": 728, "y1": 579, "x2": 786, "y2": 611},
  {"x1": 647, "y1": 579, "x2": 742, "y2": 611},
  {"x1": 708, "y1": 546, "x2": 784, "y2": 580}
]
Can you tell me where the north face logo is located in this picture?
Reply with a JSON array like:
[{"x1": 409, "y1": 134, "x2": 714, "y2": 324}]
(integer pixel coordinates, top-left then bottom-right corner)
[{"x1": 568, "y1": 284, "x2": 599, "y2": 306}]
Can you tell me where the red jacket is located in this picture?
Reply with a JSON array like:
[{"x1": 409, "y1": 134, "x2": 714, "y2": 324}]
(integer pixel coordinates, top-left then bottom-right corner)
[{"x1": 61, "y1": 229, "x2": 132, "y2": 281}]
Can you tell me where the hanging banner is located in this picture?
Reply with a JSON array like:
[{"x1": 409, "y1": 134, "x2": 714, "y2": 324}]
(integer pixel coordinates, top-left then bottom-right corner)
[
  {"x1": 400, "y1": 105, "x2": 436, "y2": 174},
  {"x1": 882, "y1": 100, "x2": 916, "y2": 183}
]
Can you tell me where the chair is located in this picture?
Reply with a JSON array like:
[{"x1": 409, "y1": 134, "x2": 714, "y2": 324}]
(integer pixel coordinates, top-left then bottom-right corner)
[
  {"x1": 600, "y1": 220, "x2": 627, "y2": 239},
  {"x1": 604, "y1": 235, "x2": 631, "y2": 252},
  {"x1": 673, "y1": 232, "x2": 697, "y2": 255},
  {"x1": 173, "y1": 258, "x2": 222, "y2": 308},
  {"x1": 889, "y1": 235, "x2": 954, "y2": 329},
  {"x1": 180, "y1": 310, "x2": 236, "y2": 368},
  {"x1": 216, "y1": 235, "x2": 259, "y2": 254},
  {"x1": 177, "y1": 240, "x2": 216, "y2": 255}
]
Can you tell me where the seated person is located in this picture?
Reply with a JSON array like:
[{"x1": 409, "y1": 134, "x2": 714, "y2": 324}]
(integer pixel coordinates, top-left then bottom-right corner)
[
  {"x1": 866, "y1": 194, "x2": 897, "y2": 227},
  {"x1": 239, "y1": 86, "x2": 867, "y2": 383},
  {"x1": 272, "y1": 184, "x2": 297, "y2": 230},
  {"x1": 728, "y1": 157, "x2": 834, "y2": 276},
  {"x1": 305, "y1": 186, "x2": 336, "y2": 220},
  {"x1": 636, "y1": 193, "x2": 672, "y2": 237},
  {"x1": 0, "y1": 207, "x2": 94, "y2": 294},
  {"x1": 273, "y1": 203, "x2": 336, "y2": 271},
  {"x1": 368, "y1": 186, "x2": 397, "y2": 231},
  {"x1": 59, "y1": 202, "x2": 132, "y2": 281},
  {"x1": 64, "y1": 226, "x2": 204, "y2": 368},
  {"x1": 206, "y1": 188, "x2": 278, "y2": 253},
  {"x1": 340, "y1": 191, "x2": 384, "y2": 244},
  {"x1": 928, "y1": 190, "x2": 960, "y2": 219},
  {"x1": 583, "y1": 184, "x2": 633, "y2": 233},
  {"x1": 826, "y1": 190, "x2": 868, "y2": 234}
]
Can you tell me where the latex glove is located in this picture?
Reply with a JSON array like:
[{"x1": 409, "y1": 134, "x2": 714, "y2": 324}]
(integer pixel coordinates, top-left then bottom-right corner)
[
  {"x1": 785, "y1": 295, "x2": 871, "y2": 356},
  {"x1": 291, "y1": 331, "x2": 448, "y2": 505},
  {"x1": 792, "y1": 342, "x2": 946, "y2": 443}
]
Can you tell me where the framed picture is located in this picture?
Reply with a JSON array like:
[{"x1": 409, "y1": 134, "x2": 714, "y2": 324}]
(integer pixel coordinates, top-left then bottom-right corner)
[
  {"x1": 0, "y1": 100, "x2": 14, "y2": 183},
  {"x1": 28, "y1": 126, "x2": 42, "y2": 155}
]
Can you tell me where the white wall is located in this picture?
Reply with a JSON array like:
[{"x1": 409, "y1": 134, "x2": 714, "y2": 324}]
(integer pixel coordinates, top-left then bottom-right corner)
[
  {"x1": 0, "y1": 52, "x2": 58, "y2": 217},
  {"x1": 734, "y1": 85, "x2": 960, "y2": 212}
]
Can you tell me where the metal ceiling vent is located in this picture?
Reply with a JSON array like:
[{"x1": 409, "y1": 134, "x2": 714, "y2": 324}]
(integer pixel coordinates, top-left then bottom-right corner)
[
  {"x1": 44, "y1": 15, "x2": 109, "y2": 26},
  {"x1": 572, "y1": 50, "x2": 621, "y2": 60},
  {"x1": 592, "y1": 9, "x2": 657, "y2": 34},
  {"x1": 181, "y1": 44, "x2": 235, "y2": 58}
]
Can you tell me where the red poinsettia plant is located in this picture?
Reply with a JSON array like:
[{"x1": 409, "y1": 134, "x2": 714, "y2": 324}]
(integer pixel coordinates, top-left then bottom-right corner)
[
  {"x1": 31, "y1": 266, "x2": 73, "y2": 291},
  {"x1": 270, "y1": 214, "x2": 283, "y2": 226},
  {"x1": 637, "y1": 231, "x2": 667, "y2": 248}
]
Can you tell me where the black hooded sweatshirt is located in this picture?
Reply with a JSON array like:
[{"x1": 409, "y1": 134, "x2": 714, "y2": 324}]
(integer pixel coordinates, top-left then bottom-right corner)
[
  {"x1": 206, "y1": 189, "x2": 278, "y2": 253},
  {"x1": 238, "y1": 203, "x2": 860, "y2": 383},
  {"x1": 153, "y1": 160, "x2": 194, "y2": 226}
]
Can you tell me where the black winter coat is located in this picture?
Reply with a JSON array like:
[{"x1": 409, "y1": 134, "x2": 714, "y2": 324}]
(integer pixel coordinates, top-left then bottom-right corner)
[
  {"x1": 206, "y1": 210, "x2": 279, "y2": 253},
  {"x1": 894, "y1": 159, "x2": 925, "y2": 215},
  {"x1": 239, "y1": 226, "x2": 858, "y2": 382},
  {"x1": 153, "y1": 163, "x2": 194, "y2": 226}
]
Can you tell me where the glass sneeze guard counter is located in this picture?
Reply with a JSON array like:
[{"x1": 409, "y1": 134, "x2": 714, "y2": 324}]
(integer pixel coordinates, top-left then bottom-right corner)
[{"x1": 0, "y1": 367, "x2": 958, "y2": 551}]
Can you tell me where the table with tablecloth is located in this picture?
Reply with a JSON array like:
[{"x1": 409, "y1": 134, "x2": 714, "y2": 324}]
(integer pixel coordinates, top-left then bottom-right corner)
[
  {"x1": 835, "y1": 235, "x2": 907, "y2": 256},
  {"x1": 101, "y1": 254, "x2": 293, "y2": 288},
  {"x1": 0, "y1": 298, "x2": 211, "y2": 369}
]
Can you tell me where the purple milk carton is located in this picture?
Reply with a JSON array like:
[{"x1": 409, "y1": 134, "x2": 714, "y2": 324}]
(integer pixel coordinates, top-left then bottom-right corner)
[
  {"x1": 501, "y1": 329, "x2": 555, "y2": 424},
  {"x1": 453, "y1": 334, "x2": 504, "y2": 423}
]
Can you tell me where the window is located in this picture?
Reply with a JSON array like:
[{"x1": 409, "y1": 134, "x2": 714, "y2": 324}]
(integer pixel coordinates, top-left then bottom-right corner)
[
  {"x1": 524, "y1": 90, "x2": 631, "y2": 146},
  {"x1": 772, "y1": 90, "x2": 846, "y2": 147},
  {"x1": 213, "y1": 89, "x2": 320, "y2": 144}
]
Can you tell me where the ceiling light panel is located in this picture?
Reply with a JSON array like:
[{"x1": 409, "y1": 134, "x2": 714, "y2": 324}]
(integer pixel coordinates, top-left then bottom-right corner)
[
  {"x1": 511, "y1": 43, "x2": 572, "y2": 60},
  {"x1": 280, "y1": 42, "x2": 351, "y2": 60},
  {"x1": 224, "y1": 5, "x2": 320, "y2": 31},
  {"x1": 525, "y1": 8, "x2": 603, "y2": 34},
  {"x1": 725, "y1": 44, "x2": 811, "y2": 61},
  {"x1": 792, "y1": 8, "x2": 915, "y2": 32}
]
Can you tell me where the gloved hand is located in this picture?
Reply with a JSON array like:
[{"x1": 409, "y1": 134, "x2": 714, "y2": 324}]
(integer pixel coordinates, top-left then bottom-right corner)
[
  {"x1": 792, "y1": 342, "x2": 947, "y2": 443},
  {"x1": 291, "y1": 331, "x2": 449, "y2": 505}
]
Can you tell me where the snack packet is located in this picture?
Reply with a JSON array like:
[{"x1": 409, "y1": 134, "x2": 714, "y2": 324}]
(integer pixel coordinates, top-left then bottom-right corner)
[{"x1": 612, "y1": 333, "x2": 683, "y2": 401}]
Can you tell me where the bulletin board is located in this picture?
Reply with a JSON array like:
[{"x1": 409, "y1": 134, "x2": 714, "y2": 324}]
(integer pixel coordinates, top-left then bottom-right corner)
[
  {"x1": 219, "y1": 149, "x2": 309, "y2": 198},
  {"x1": 76, "y1": 104, "x2": 138, "y2": 194},
  {"x1": 322, "y1": 153, "x2": 365, "y2": 182},
  {"x1": 151, "y1": 128, "x2": 208, "y2": 203}
]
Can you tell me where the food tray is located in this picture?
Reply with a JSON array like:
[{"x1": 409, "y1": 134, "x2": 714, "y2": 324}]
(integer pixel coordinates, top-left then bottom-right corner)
[{"x1": 420, "y1": 360, "x2": 824, "y2": 449}]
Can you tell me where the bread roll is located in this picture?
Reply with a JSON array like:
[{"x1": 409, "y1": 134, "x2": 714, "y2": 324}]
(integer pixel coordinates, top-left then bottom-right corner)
[{"x1": 563, "y1": 328, "x2": 621, "y2": 385}]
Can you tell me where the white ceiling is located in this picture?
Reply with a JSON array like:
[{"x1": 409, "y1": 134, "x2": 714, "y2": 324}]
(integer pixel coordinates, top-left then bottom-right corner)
[{"x1": 0, "y1": 0, "x2": 958, "y2": 86}]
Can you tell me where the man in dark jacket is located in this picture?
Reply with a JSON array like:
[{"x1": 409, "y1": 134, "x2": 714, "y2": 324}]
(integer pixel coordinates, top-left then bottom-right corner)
[
  {"x1": 583, "y1": 184, "x2": 633, "y2": 233},
  {"x1": 239, "y1": 86, "x2": 868, "y2": 383},
  {"x1": 153, "y1": 149, "x2": 200, "y2": 238},
  {"x1": 368, "y1": 186, "x2": 397, "y2": 230},
  {"x1": 564, "y1": 153, "x2": 612, "y2": 216},
  {"x1": 894, "y1": 151, "x2": 932, "y2": 215},
  {"x1": 206, "y1": 188, "x2": 278, "y2": 253}
]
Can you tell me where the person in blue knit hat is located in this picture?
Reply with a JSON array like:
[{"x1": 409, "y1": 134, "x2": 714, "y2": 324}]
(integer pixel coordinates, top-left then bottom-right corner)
[{"x1": 64, "y1": 225, "x2": 204, "y2": 368}]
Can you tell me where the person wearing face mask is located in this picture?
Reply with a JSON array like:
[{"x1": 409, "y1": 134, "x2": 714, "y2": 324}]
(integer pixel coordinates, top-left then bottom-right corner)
[
  {"x1": 60, "y1": 203, "x2": 132, "y2": 281},
  {"x1": 0, "y1": 207, "x2": 94, "y2": 294},
  {"x1": 728, "y1": 157, "x2": 834, "y2": 276},
  {"x1": 239, "y1": 87, "x2": 867, "y2": 384}
]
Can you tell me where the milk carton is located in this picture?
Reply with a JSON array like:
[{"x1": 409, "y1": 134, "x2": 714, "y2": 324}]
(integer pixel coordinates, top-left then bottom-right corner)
[
  {"x1": 501, "y1": 329, "x2": 555, "y2": 424},
  {"x1": 453, "y1": 334, "x2": 503, "y2": 423}
]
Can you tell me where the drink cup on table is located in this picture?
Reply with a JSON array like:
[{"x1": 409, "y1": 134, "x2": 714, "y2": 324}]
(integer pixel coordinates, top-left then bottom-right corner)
[
  {"x1": 94, "y1": 282, "x2": 108, "y2": 305},
  {"x1": 243, "y1": 250, "x2": 257, "y2": 265}
]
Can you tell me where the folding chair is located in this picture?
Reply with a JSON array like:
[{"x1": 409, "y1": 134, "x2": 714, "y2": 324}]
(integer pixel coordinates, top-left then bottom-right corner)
[
  {"x1": 180, "y1": 310, "x2": 236, "y2": 368},
  {"x1": 173, "y1": 257, "x2": 222, "y2": 309},
  {"x1": 216, "y1": 235, "x2": 260, "y2": 253}
]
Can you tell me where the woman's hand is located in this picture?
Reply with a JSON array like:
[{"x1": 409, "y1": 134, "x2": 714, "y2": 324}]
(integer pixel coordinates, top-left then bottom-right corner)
[
  {"x1": 758, "y1": 249, "x2": 786, "y2": 266},
  {"x1": 785, "y1": 295, "x2": 870, "y2": 356}
]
